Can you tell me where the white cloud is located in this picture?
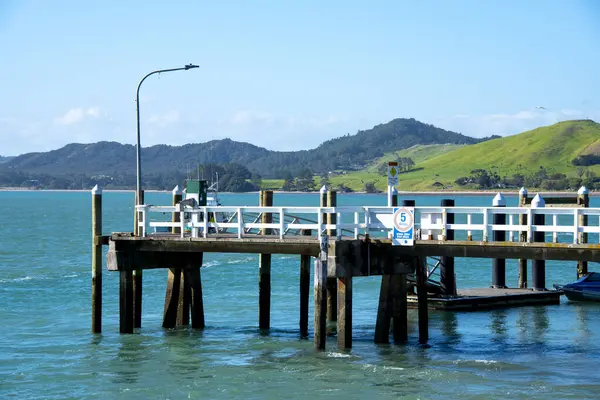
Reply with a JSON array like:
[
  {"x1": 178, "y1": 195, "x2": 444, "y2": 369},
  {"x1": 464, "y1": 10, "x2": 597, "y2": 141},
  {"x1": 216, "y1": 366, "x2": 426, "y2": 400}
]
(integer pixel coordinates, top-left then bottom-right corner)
[
  {"x1": 54, "y1": 107, "x2": 100, "y2": 125},
  {"x1": 433, "y1": 108, "x2": 600, "y2": 138},
  {"x1": 147, "y1": 110, "x2": 180, "y2": 128}
]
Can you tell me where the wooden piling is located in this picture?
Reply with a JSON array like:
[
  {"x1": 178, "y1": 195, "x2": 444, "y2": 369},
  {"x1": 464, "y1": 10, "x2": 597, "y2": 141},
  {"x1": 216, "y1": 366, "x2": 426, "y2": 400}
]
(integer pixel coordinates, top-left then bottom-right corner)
[
  {"x1": 119, "y1": 270, "x2": 134, "y2": 334},
  {"x1": 299, "y1": 229, "x2": 311, "y2": 338},
  {"x1": 177, "y1": 270, "x2": 191, "y2": 326},
  {"x1": 492, "y1": 193, "x2": 507, "y2": 288},
  {"x1": 392, "y1": 274, "x2": 408, "y2": 343},
  {"x1": 187, "y1": 261, "x2": 205, "y2": 329},
  {"x1": 374, "y1": 274, "x2": 393, "y2": 344},
  {"x1": 337, "y1": 276, "x2": 352, "y2": 349},
  {"x1": 91, "y1": 185, "x2": 102, "y2": 333},
  {"x1": 133, "y1": 189, "x2": 144, "y2": 328},
  {"x1": 440, "y1": 199, "x2": 456, "y2": 296},
  {"x1": 314, "y1": 236, "x2": 328, "y2": 351},
  {"x1": 531, "y1": 194, "x2": 546, "y2": 291},
  {"x1": 518, "y1": 187, "x2": 528, "y2": 288},
  {"x1": 325, "y1": 189, "x2": 338, "y2": 324},
  {"x1": 577, "y1": 186, "x2": 589, "y2": 278},
  {"x1": 162, "y1": 268, "x2": 182, "y2": 328},
  {"x1": 416, "y1": 256, "x2": 429, "y2": 344},
  {"x1": 259, "y1": 190, "x2": 273, "y2": 330}
]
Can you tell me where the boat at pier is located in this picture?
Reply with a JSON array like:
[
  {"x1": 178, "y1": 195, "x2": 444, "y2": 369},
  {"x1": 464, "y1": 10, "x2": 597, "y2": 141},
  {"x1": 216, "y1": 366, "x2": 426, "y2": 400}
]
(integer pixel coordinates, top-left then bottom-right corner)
[{"x1": 554, "y1": 272, "x2": 600, "y2": 302}]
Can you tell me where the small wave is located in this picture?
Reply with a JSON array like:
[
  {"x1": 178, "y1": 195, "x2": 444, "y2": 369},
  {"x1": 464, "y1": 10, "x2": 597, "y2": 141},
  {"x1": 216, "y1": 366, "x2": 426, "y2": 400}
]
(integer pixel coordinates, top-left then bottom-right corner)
[
  {"x1": 453, "y1": 359, "x2": 498, "y2": 365},
  {"x1": 0, "y1": 276, "x2": 34, "y2": 283},
  {"x1": 327, "y1": 352, "x2": 352, "y2": 358}
]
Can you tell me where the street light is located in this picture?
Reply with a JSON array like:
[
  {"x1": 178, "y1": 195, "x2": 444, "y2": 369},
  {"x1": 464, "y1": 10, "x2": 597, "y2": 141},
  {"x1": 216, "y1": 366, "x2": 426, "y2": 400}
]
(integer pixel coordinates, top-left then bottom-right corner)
[{"x1": 135, "y1": 64, "x2": 199, "y2": 225}]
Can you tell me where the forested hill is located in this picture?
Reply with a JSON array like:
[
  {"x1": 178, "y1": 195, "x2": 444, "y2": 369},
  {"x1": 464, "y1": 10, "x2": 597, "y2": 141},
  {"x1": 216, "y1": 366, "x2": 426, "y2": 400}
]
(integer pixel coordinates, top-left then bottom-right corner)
[{"x1": 3, "y1": 118, "x2": 486, "y2": 182}]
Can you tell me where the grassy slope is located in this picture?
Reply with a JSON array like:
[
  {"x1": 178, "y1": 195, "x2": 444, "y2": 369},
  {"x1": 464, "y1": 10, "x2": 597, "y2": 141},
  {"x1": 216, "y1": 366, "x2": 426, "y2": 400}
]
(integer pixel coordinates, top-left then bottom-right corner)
[{"x1": 332, "y1": 120, "x2": 600, "y2": 191}]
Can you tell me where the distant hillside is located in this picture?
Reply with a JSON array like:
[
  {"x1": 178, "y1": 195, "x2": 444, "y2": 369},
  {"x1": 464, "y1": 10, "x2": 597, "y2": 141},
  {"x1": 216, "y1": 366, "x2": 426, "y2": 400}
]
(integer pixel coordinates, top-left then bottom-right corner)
[
  {"x1": 0, "y1": 155, "x2": 14, "y2": 163},
  {"x1": 333, "y1": 120, "x2": 600, "y2": 191},
  {"x1": 3, "y1": 118, "x2": 483, "y2": 180}
]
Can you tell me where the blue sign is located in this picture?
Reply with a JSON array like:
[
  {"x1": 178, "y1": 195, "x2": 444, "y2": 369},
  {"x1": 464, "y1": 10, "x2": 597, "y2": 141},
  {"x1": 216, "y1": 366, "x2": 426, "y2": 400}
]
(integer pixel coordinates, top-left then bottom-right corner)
[{"x1": 392, "y1": 207, "x2": 414, "y2": 246}]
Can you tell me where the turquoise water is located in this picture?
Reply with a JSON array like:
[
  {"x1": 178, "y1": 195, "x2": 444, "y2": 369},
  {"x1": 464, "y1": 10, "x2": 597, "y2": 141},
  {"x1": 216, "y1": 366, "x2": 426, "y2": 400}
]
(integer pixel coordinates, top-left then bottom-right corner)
[{"x1": 1, "y1": 191, "x2": 600, "y2": 399}]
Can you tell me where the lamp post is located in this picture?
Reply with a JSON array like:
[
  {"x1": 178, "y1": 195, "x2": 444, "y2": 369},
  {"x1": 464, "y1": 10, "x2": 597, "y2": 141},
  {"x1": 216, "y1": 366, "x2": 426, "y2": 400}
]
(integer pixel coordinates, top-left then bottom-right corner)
[{"x1": 135, "y1": 64, "x2": 199, "y2": 224}]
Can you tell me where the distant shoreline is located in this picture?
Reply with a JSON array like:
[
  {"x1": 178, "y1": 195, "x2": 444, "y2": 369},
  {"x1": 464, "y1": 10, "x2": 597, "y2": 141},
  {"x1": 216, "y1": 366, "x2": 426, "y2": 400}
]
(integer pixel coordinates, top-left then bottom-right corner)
[{"x1": 0, "y1": 187, "x2": 596, "y2": 196}]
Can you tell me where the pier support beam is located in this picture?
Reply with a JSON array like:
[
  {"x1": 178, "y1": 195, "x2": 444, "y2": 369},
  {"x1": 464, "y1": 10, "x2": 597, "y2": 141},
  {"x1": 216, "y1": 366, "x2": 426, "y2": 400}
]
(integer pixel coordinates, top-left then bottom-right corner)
[
  {"x1": 577, "y1": 186, "x2": 589, "y2": 278},
  {"x1": 531, "y1": 194, "x2": 546, "y2": 291},
  {"x1": 492, "y1": 193, "x2": 507, "y2": 288},
  {"x1": 133, "y1": 190, "x2": 144, "y2": 328},
  {"x1": 314, "y1": 237, "x2": 328, "y2": 351},
  {"x1": 440, "y1": 199, "x2": 456, "y2": 296},
  {"x1": 416, "y1": 256, "x2": 429, "y2": 344},
  {"x1": 299, "y1": 229, "x2": 311, "y2": 338},
  {"x1": 518, "y1": 188, "x2": 528, "y2": 288},
  {"x1": 259, "y1": 190, "x2": 273, "y2": 330},
  {"x1": 177, "y1": 270, "x2": 191, "y2": 326},
  {"x1": 374, "y1": 274, "x2": 407, "y2": 344},
  {"x1": 337, "y1": 276, "x2": 352, "y2": 349},
  {"x1": 162, "y1": 268, "x2": 182, "y2": 328},
  {"x1": 119, "y1": 270, "x2": 134, "y2": 334},
  {"x1": 187, "y1": 262, "x2": 205, "y2": 329},
  {"x1": 91, "y1": 185, "x2": 102, "y2": 333}
]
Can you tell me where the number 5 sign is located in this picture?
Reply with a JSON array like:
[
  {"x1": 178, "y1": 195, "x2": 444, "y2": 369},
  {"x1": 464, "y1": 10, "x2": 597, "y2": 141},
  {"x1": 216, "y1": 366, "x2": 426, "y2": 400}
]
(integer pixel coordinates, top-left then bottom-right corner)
[{"x1": 392, "y1": 207, "x2": 414, "y2": 246}]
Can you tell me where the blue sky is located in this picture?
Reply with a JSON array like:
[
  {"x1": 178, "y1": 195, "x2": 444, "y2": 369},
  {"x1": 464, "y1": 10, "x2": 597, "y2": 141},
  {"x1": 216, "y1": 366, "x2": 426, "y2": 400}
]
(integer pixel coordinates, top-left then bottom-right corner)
[{"x1": 1, "y1": 0, "x2": 599, "y2": 156}]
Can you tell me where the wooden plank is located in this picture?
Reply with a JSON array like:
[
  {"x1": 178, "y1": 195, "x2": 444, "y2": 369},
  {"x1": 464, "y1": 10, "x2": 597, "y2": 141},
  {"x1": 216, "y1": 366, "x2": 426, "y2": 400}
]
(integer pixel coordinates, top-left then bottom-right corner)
[
  {"x1": 337, "y1": 276, "x2": 352, "y2": 349},
  {"x1": 162, "y1": 267, "x2": 181, "y2": 328},
  {"x1": 299, "y1": 230, "x2": 311, "y2": 338},
  {"x1": 314, "y1": 237, "x2": 328, "y2": 351},
  {"x1": 119, "y1": 270, "x2": 134, "y2": 334},
  {"x1": 577, "y1": 190, "x2": 589, "y2": 278}
]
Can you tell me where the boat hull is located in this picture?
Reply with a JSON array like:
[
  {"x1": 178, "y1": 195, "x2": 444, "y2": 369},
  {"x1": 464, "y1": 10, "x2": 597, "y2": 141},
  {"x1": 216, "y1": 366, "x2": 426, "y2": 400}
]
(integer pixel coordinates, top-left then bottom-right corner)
[{"x1": 563, "y1": 287, "x2": 600, "y2": 302}]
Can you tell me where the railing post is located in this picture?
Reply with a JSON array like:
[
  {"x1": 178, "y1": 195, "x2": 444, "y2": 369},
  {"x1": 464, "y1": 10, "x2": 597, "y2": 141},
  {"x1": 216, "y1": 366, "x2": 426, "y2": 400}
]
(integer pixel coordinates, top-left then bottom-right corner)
[
  {"x1": 91, "y1": 184, "x2": 102, "y2": 333},
  {"x1": 440, "y1": 199, "x2": 456, "y2": 296},
  {"x1": 577, "y1": 186, "x2": 589, "y2": 278},
  {"x1": 518, "y1": 187, "x2": 528, "y2": 288},
  {"x1": 172, "y1": 185, "x2": 182, "y2": 234},
  {"x1": 492, "y1": 193, "x2": 507, "y2": 288},
  {"x1": 531, "y1": 194, "x2": 546, "y2": 291}
]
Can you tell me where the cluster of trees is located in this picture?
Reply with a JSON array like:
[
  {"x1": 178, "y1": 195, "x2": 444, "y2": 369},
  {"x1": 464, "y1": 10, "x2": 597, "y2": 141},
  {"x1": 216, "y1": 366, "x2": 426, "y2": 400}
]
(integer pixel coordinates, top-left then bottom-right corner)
[
  {"x1": 281, "y1": 168, "x2": 316, "y2": 192},
  {"x1": 455, "y1": 166, "x2": 600, "y2": 190},
  {"x1": 572, "y1": 154, "x2": 600, "y2": 167}
]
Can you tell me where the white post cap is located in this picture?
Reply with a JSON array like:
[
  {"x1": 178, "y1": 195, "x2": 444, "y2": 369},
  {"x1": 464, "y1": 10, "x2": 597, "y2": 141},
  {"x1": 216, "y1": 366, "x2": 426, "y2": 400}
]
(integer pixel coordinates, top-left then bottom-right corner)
[
  {"x1": 531, "y1": 193, "x2": 545, "y2": 208},
  {"x1": 91, "y1": 184, "x2": 102, "y2": 195},
  {"x1": 172, "y1": 185, "x2": 182, "y2": 195},
  {"x1": 519, "y1": 187, "x2": 527, "y2": 196},
  {"x1": 492, "y1": 192, "x2": 506, "y2": 206},
  {"x1": 320, "y1": 184, "x2": 328, "y2": 194},
  {"x1": 578, "y1": 186, "x2": 589, "y2": 195}
]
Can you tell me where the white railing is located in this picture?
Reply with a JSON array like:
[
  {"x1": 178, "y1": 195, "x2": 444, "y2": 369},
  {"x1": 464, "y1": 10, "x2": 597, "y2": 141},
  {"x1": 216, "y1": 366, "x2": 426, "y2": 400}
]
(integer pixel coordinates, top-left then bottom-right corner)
[{"x1": 135, "y1": 205, "x2": 600, "y2": 245}]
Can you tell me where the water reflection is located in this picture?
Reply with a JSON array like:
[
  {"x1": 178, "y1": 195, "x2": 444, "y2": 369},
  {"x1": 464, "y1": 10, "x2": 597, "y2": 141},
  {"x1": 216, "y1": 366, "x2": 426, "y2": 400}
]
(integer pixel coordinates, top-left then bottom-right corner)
[
  {"x1": 489, "y1": 309, "x2": 508, "y2": 344},
  {"x1": 439, "y1": 312, "x2": 461, "y2": 346}
]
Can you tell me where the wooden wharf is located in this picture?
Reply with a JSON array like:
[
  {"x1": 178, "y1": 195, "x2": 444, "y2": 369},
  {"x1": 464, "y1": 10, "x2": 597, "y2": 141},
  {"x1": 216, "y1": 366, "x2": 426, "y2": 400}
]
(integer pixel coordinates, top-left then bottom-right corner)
[{"x1": 91, "y1": 185, "x2": 600, "y2": 351}]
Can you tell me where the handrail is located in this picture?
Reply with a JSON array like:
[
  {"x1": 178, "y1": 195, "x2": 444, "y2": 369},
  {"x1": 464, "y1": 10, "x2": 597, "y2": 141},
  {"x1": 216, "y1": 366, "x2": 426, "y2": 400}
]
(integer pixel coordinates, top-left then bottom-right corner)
[{"x1": 135, "y1": 205, "x2": 600, "y2": 244}]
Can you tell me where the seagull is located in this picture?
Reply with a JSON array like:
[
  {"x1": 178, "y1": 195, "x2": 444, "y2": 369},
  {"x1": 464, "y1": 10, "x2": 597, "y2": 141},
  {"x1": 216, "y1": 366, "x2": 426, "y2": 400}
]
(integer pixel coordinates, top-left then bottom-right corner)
[{"x1": 535, "y1": 106, "x2": 547, "y2": 110}]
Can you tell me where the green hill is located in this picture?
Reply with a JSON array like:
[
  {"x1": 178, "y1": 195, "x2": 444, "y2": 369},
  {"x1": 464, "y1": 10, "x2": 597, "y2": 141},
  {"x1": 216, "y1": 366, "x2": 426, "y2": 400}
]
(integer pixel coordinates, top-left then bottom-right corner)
[{"x1": 333, "y1": 120, "x2": 600, "y2": 191}]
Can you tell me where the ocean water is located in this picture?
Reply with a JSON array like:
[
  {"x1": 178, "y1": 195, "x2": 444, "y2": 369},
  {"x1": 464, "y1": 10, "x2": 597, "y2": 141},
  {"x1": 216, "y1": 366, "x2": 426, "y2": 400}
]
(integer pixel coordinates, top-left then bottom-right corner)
[{"x1": 1, "y1": 190, "x2": 600, "y2": 399}]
